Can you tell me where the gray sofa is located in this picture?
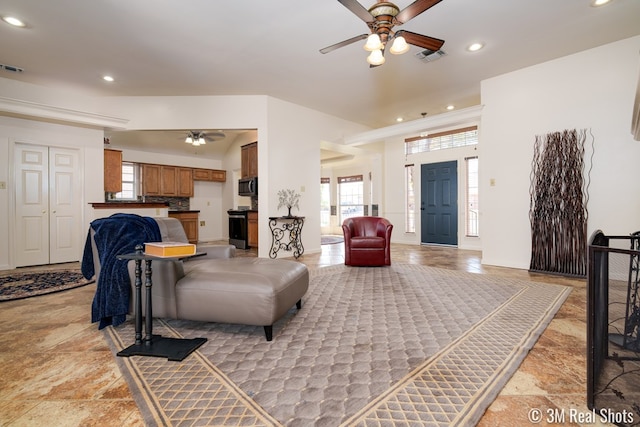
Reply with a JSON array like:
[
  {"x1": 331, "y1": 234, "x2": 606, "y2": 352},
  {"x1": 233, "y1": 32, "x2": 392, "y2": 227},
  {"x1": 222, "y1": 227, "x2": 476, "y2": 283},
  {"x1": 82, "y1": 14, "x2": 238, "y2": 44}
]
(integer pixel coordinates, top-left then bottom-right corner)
[{"x1": 89, "y1": 217, "x2": 309, "y2": 340}]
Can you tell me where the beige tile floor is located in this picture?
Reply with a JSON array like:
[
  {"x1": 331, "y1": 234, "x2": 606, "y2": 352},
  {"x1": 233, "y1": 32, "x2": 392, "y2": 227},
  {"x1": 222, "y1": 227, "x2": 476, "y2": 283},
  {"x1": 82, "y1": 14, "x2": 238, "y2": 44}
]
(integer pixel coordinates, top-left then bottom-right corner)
[{"x1": 0, "y1": 242, "x2": 599, "y2": 426}]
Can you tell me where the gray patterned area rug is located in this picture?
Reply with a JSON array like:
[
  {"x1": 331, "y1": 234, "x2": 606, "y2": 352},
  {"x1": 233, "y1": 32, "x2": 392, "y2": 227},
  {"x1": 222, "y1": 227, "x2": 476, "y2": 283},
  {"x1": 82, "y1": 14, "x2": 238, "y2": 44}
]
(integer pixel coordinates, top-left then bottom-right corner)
[{"x1": 103, "y1": 264, "x2": 571, "y2": 426}]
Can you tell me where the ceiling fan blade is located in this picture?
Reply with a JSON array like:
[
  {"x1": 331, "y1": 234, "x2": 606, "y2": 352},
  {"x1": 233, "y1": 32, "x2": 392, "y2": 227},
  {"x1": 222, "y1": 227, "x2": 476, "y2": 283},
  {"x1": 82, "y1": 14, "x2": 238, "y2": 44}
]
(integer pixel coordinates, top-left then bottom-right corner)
[
  {"x1": 338, "y1": 0, "x2": 374, "y2": 23},
  {"x1": 395, "y1": 0, "x2": 443, "y2": 24},
  {"x1": 320, "y1": 34, "x2": 368, "y2": 54},
  {"x1": 398, "y1": 30, "x2": 444, "y2": 52}
]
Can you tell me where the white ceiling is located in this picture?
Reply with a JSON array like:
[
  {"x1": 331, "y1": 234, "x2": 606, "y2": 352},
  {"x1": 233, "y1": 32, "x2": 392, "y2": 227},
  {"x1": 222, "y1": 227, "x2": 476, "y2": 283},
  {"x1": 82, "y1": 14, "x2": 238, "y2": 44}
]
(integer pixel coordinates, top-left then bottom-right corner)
[{"x1": 1, "y1": 0, "x2": 639, "y2": 156}]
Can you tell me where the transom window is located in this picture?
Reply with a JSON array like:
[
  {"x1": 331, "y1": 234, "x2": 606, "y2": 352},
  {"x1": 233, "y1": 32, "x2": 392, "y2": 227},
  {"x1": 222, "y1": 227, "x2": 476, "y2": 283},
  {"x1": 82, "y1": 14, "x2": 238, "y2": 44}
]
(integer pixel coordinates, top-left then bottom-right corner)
[{"x1": 405, "y1": 126, "x2": 478, "y2": 155}]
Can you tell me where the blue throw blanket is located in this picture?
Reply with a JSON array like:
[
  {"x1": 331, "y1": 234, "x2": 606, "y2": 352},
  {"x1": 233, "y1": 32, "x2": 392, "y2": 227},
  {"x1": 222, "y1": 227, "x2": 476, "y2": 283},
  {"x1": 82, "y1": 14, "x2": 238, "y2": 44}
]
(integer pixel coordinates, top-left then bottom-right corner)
[{"x1": 81, "y1": 213, "x2": 161, "y2": 329}]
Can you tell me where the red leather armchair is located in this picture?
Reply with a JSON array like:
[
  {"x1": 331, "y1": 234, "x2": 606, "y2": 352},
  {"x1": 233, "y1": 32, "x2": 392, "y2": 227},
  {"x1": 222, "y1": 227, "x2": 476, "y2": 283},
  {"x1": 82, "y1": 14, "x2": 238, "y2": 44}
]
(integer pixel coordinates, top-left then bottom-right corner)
[{"x1": 342, "y1": 216, "x2": 393, "y2": 266}]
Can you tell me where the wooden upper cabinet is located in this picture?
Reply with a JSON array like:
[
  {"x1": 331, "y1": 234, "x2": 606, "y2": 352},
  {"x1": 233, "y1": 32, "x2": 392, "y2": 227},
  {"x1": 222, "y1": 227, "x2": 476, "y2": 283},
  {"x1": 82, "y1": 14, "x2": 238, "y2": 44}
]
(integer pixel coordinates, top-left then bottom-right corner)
[
  {"x1": 193, "y1": 168, "x2": 226, "y2": 182},
  {"x1": 142, "y1": 164, "x2": 161, "y2": 195},
  {"x1": 210, "y1": 169, "x2": 226, "y2": 182},
  {"x1": 142, "y1": 164, "x2": 189, "y2": 196},
  {"x1": 177, "y1": 167, "x2": 194, "y2": 197},
  {"x1": 241, "y1": 142, "x2": 258, "y2": 178},
  {"x1": 104, "y1": 149, "x2": 122, "y2": 193},
  {"x1": 161, "y1": 166, "x2": 178, "y2": 196},
  {"x1": 193, "y1": 168, "x2": 211, "y2": 180},
  {"x1": 143, "y1": 164, "x2": 221, "y2": 196}
]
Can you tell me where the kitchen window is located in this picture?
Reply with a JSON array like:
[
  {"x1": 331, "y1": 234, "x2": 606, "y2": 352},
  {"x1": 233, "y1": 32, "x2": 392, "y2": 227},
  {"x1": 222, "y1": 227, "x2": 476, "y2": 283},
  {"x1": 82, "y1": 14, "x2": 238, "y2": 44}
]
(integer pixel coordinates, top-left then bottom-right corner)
[{"x1": 114, "y1": 162, "x2": 138, "y2": 200}]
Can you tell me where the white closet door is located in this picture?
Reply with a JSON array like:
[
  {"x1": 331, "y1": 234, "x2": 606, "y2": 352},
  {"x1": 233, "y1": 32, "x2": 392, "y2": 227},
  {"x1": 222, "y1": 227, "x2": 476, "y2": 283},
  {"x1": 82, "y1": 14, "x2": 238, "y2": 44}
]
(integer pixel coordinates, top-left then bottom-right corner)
[
  {"x1": 15, "y1": 144, "x2": 50, "y2": 267},
  {"x1": 49, "y1": 147, "x2": 81, "y2": 264},
  {"x1": 14, "y1": 143, "x2": 82, "y2": 267}
]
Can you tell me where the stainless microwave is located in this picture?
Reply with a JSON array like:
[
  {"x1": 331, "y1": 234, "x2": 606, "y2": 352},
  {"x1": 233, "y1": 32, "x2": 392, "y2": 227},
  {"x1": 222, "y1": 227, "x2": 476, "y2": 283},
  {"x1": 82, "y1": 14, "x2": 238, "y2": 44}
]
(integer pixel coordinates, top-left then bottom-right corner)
[{"x1": 238, "y1": 177, "x2": 258, "y2": 196}]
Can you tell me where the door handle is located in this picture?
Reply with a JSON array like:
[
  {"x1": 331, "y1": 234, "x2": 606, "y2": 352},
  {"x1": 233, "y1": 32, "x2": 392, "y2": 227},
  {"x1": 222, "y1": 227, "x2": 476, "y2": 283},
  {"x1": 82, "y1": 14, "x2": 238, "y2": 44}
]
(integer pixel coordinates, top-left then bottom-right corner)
[{"x1": 42, "y1": 210, "x2": 46, "y2": 214}]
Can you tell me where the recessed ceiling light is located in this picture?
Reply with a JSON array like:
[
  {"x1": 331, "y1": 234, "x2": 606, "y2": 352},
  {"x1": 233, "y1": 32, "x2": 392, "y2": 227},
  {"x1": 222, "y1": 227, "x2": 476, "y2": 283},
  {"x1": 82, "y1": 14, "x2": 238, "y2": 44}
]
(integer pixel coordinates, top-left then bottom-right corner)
[
  {"x1": 467, "y1": 42, "x2": 484, "y2": 52},
  {"x1": 396, "y1": 117, "x2": 404, "y2": 123},
  {"x1": 2, "y1": 16, "x2": 26, "y2": 27},
  {"x1": 103, "y1": 75, "x2": 114, "y2": 82},
  {"x1": 591, "y1": 0, "x2": 612, "y2": 6},
  {"x1": 446, "y1": 105, "x2": 455, "y2": 111}
]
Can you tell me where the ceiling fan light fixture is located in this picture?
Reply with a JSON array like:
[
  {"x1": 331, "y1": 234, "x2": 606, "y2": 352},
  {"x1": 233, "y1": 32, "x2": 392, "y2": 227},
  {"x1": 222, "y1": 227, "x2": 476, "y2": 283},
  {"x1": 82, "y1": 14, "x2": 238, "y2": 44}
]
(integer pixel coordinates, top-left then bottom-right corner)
[
  {"x1": 198, "y1": 137, "x2": 206, "y2": 145},
  {"x1": 390, "y1": 36, "x2": 409, "y2": 55},
  {"x1": 364, "y1": 33, "x2": 383, "y2": 51},
  {"x1": 367, "y1": 49, "x2": 385, "y2": 66},
  {"x1": 185, "y1": 136, "x2": 193, "y2": 143}
]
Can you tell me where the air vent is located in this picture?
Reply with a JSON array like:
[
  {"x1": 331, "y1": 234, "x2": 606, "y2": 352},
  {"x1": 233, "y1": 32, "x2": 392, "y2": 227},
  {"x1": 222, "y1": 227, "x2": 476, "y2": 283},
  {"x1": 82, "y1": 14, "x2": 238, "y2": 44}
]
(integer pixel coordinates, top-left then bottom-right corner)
[
  {"x1": 0, "y1": 63, "x2": 24, "y2": 73},
  {"x1": 415, "y1": 49, "x2": 446, "y2": 63}
]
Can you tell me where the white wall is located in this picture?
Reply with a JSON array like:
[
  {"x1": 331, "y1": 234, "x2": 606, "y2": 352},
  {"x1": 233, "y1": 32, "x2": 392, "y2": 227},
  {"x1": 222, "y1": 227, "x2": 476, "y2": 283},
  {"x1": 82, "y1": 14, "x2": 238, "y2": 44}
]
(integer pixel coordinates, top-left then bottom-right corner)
[{"x1": 480, "y1": 35, "x2": 640, "y2": 269}]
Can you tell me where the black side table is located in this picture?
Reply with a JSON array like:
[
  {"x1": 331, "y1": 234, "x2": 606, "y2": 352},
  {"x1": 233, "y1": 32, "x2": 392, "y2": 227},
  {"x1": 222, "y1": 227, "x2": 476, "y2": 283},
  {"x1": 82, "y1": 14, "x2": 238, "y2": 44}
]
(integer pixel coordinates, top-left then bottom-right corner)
[
  {"x1": 116, "y1": 247, "x2": 206, "y2": 361},
  {"x1": 268, "y1": 216, "x2": 305, "y2": 259}
]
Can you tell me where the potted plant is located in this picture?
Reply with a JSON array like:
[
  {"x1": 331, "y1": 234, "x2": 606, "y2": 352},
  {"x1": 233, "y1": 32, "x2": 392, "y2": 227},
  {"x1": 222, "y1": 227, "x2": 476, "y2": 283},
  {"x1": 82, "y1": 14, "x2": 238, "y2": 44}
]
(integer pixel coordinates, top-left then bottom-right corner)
[{"x1": 277, "y1": 189, "x2": 301, "y2": 218}]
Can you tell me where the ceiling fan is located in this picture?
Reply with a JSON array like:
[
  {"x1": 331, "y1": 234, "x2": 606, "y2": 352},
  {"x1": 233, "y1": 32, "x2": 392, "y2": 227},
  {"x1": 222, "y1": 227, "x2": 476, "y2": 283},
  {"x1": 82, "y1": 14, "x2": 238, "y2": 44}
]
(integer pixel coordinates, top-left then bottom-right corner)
[
  {"x1": 184, "y1": 130, "x2": 226, "y2": 146},
  {"x1": 320, "y1": 0, "x2": 445, "y2": 66}
]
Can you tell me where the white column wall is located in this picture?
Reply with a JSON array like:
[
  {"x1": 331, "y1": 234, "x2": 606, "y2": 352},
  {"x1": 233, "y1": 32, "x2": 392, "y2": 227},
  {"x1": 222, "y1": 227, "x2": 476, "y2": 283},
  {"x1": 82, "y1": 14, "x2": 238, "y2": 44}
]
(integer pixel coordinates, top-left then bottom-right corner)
[{"x1": 263, "y1": 97, "x2": 370, "y2": 258}]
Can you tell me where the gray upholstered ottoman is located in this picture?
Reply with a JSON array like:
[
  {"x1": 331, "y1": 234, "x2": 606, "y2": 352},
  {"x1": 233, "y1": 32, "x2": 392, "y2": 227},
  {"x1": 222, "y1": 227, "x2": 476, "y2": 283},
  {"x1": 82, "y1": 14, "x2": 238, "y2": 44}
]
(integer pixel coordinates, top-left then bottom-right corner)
[{"x1": 175, "y1": 257, "x2": 309, "y2": 340}]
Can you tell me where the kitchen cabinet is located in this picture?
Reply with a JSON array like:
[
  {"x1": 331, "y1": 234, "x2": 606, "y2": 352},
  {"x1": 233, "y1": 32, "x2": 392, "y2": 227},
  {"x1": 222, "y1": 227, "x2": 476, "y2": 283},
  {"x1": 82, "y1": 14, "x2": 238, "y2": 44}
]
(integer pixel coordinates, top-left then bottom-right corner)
[
  {"x1": 161, "y1": 166, "x2": 178, "y2": 195},
  {"x1": 168, "y1": 211, "x2": 199, "y2": 243},
  {"x1": 248, "y1": 210, "x2": 258, "y2": 248},
  {"x1": 241, "y1": 142, "x2": 258, "y2": 178},
  {"x1": 142, "y1": 164, "x2": 161, "y2": 195},
  {"x1": 142, "y1": 164, "x2": 193, "y2": 196},
  {"x1": 193, "y1": 168, "x2": 226, "y2": 182},
  {"x1": 177, "y1": 167, "x2": 194, "y2": 197},
  {"x1": 104, "y1": 149, "x2": 122, "y2": 193}
]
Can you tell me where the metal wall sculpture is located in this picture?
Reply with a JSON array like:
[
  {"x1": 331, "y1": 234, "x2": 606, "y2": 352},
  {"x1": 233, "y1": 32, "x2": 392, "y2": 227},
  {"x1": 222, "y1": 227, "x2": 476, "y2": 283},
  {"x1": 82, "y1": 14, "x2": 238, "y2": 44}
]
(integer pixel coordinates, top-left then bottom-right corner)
[{"x1": 529, "y1": 129, "x2": 590, "y2": 277}]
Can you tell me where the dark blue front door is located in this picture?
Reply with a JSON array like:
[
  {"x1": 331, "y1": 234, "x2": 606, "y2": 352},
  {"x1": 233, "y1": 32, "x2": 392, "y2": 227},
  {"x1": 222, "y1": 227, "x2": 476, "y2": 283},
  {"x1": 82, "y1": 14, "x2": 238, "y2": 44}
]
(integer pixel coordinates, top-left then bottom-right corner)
[{"x1": 421, "y1": 161, "x2": 458, "y2": 245}]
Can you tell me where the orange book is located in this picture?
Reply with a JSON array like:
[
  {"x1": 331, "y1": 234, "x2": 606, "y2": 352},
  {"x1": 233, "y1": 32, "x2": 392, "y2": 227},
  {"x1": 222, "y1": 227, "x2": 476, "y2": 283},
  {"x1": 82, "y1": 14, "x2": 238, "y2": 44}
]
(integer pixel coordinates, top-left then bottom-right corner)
[{"x1": 144, "y1": 242, "x2": 196, "y2": 257}]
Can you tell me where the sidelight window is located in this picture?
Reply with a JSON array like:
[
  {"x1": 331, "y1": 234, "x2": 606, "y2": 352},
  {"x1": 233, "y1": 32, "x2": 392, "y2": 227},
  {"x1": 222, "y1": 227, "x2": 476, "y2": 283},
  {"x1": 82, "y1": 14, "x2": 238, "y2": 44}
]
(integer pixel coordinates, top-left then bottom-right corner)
[
  {"x1": 320, "y1": 178, "x2": 330, "y2": 227},
  {"x1": 405, "y1": 164, "x2": 415, "y2": 233},
  {"x1": 465, "y1": 157, "x2": 479, "y2": 237}
]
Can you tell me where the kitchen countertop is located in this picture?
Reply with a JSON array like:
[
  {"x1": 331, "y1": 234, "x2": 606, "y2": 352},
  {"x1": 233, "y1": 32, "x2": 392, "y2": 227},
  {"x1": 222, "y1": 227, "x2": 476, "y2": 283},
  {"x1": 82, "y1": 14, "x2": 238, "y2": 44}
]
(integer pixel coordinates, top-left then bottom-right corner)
[
  {"x1": 90, "y1": 202, "x2": 169, "y2": 209},
  {"x1": 168, "y1": 210, "x2": 200, "y2": 213}
]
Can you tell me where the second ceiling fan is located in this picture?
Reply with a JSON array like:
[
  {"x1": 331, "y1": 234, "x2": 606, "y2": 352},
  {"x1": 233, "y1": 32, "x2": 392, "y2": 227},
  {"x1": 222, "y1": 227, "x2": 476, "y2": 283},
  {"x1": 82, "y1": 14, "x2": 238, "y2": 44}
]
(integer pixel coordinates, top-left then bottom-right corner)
[{"x1": 320, "y1": 0, "x2": 445, "y2": 66}]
